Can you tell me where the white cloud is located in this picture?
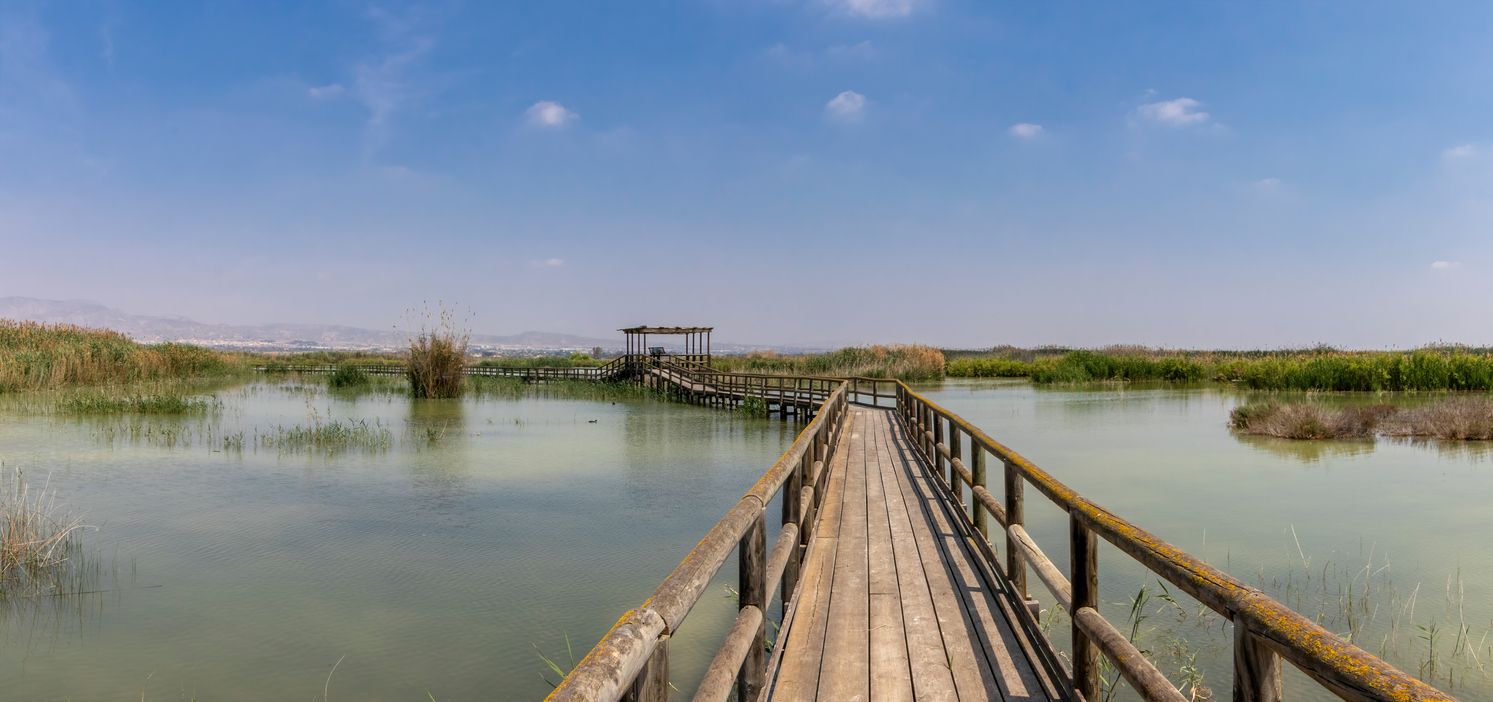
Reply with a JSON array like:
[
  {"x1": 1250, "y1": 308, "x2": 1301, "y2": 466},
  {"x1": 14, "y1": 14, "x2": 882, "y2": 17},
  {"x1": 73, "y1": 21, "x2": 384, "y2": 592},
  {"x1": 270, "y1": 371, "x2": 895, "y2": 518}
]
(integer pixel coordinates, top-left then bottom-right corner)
[
  {"x1": 308, "y1": 83, "x2": 345, "y2": 99},
  {"x1": 827, "y1": 0, "x2": 924, "y2": 18},
  {"x1": 530, "y1": 258, "x2": 566, "y2": 268},
  {"x1": 825, "y1": 90, "x2": 866, "y2": 120},
  {"x1": 1254, "y1": 177, "x2": 1282, "y2": 190},
  {"x1": 1442, "y1": 143, "x2": 1478, "y2": 160},
  {"x1": 765, "y1": 40, "x2": 874, "y2": 67},
  {"x1": 350, "y1": 7, "x2": 438, "y2": 156},
  {"x1": 1430, "y1": 260, "x2": 1462, "y2": 271},
  {"x1": 1137, "y1": 97, "x2": 1210, "y2": 127},
  {"x1": 526, "y1": 100, "x2": 576, "y2": 128},
  {"x1": 1008, "y1": 123, "x2": 1043, "y2": 140}
]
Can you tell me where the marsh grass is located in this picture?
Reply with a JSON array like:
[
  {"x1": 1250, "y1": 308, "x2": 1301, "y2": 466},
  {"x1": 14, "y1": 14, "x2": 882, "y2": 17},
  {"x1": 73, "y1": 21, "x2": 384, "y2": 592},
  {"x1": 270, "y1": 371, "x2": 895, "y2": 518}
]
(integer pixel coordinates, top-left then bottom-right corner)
[
  {"x1": 1, "y1": 467, "x2": 90, "y2": 593},
  {"x1": 327, "y1": 365, "x2": 370, "y2": 389},
  {"x1": 714, "y1": 345, "x2": 945, "y2": 381},
  {"x1": 58, "y1": 391, "x2": 221, "y2": 415},
  {"x1": 258, "y1": 418, "x2": 393, "y2": 455},
  {"x1": 1231, "y1": 398, "x2": 1493, "y2": 441},
  {"x1": 948, "y1": 346, "x2": 1493, "y2": 391},
  {"x1": 0, "y1": 320, "x2": 242, "y2": 392}
]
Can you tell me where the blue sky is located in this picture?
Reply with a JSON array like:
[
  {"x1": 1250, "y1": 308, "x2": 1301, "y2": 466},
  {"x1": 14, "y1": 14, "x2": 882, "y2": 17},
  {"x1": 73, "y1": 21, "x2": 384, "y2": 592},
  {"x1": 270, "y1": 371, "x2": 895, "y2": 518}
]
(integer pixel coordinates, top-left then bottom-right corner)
[{"x1": 3, "y1": 1, "x2": 1492, "y2": 347}]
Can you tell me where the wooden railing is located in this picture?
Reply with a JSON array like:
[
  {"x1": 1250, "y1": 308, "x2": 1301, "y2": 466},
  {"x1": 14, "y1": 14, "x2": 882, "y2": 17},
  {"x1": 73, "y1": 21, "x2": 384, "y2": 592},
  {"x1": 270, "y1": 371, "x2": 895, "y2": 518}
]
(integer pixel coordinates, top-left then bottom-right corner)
[
  {"x1": 546, "y1": 378, "x2": 850, "y2": 702},
  {"x1": 895, "y1": 383, "x2": 1452, "y2": 702}
]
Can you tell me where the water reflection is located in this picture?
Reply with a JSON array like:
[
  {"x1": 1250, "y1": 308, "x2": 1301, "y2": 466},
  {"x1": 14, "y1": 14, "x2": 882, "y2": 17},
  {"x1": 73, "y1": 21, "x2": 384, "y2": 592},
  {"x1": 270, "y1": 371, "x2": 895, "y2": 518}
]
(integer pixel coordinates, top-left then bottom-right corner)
[{"x1": 1231, "y1": 434, "x2": 1378, "y2": 464}]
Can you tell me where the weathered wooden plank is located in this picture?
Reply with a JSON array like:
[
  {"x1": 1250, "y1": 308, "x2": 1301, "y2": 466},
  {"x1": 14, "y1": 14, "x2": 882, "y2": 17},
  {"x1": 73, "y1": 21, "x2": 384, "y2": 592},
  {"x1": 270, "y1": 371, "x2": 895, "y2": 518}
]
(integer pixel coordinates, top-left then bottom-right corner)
[
  {"x1": 884, "y1": 414, "x2": 1003, "y2": 701},
  {"x1": 865, "y1": 411, "x2": 914, "y2": 702},
  {"x1": 771, "y1": 411, "x2": 855, "y2": 699},
  {"x1": 899, "y1": 413, "x2": 1047, "y2": 701},
  {"x1": 819, "y1": 410, "x2": 871, "y2": 701},
  {"x1": 874, "y1": 409, "x2": 959, "y2": 702}
]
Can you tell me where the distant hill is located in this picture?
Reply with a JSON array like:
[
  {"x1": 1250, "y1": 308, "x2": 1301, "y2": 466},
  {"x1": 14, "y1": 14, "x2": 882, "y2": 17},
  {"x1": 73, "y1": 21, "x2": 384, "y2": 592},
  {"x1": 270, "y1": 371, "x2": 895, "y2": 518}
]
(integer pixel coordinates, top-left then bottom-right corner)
[{"x1": 0, "y1": 297, "x2": 621, "y2": 353}]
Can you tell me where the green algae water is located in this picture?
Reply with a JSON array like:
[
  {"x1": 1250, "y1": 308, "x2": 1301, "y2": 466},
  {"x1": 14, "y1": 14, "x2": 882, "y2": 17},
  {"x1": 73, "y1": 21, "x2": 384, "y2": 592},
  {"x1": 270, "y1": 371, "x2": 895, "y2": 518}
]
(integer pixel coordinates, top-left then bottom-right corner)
[
  {"x1": 3, "y1": 377, "x2": 1489, "y2": 700},
  {"x1": 914, "y1": 379, "x2": 1493, "y2": 701},
  {"x1": 0, "y1": 379, "x2": 796, "y2": 700}
]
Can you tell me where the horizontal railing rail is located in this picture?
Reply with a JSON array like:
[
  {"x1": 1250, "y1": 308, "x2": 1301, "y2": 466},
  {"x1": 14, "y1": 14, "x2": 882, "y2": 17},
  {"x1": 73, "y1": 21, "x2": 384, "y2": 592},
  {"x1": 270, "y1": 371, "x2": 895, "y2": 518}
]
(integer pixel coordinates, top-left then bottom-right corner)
[
  {"x1": 894, "y1": 382, "x2": 1452, "y2": 702},
  {"x1": 546, "y1": 377, "x2": 849, "y2": 702}
]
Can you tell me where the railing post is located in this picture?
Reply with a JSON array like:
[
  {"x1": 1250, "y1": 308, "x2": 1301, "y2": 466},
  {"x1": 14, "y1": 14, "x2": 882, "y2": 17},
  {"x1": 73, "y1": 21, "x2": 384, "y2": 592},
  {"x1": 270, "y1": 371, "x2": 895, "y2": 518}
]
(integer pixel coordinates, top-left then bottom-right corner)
[
  {"x1": 933, "y1": 412, "x2": 945, "y2": 484},
  {"x1": 623, "y1": 636, "x2": 669, "y2": 702},
  {"x1": 949, "y1": 427, "x2": 963, "y2": 508},
  {"x1": 738, "y1": 513, "x2": 767, "y2": 700},
  {"x1": 783, "y1": 450, "x2": 804, "y2": 601},
  {"x1": 1233, "y1": 620, "x2": 1283, "y2": 702},
  {"x1": 1004, "y1": 459, "x2": 1027, "y2": 600},
  {"x1": 971, "y1": 445, "x2": 987, "y2": 537},
  {"x1": 1070, "y1": 511, "x2": 1099, "y2": 702}
]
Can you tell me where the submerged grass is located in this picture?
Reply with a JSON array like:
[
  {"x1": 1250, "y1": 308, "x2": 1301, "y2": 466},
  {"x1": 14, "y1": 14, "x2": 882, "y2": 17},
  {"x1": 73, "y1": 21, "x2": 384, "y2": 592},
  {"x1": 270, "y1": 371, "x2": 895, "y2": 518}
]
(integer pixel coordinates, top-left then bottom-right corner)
[
  {"x1": 57, "y1": 391, "x2": 221, "y2": 415},
  {"x1": 1, "y1": 467, "x2": 89, "y2": 593},
  {"x1": 1231, "y1": 397, "x2": 1493, "y2": 440}
]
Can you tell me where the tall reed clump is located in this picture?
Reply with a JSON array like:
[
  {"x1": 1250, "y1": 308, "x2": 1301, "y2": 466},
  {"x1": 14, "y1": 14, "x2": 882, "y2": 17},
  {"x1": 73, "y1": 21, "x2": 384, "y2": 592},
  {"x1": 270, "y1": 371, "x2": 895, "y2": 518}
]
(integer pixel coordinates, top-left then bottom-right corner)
[
  {"x1": 407, "y1": 307, "x2": 469, "y2": 399},
  {"x1": 1, "y1": 468, "x2": 87, "y2": 588},
  {"x1": 1229, "y1": 398, "x2": 1493, "y2": 440},
  {"x1": 0, "y1": 320, "x2": 241, "y2": 392}
]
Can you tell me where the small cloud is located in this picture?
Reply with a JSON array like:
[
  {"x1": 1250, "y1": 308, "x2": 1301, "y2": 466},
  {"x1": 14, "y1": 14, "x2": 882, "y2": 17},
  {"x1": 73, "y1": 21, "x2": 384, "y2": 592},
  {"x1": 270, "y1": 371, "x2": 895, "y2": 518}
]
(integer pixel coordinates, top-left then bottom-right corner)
[
  {"x1": 1008, "y1": 123, "x2": 1043, "y2": 140},
  {"x1": 526, "y1": 100, "x2": 576, "y2": 128},
  {"x1": 1254, "y1": 177, "x2": 1282, "y2": 190},
  {"x1": 1442, "y1": 143, "x2": 1478, "y2": 160},
  {"x1": 1137, "y1": 97, "x2": 1210, "y2": 127},
  {"x1": 824, "y1": 40, "x2": 875, "y2": 61},
  {"x1": 825, "y1": 90, "x2": 866, "y2": 120},
  {"x1": 308, "y1": 83, "x2": 346, "y2": 99},
  {"x1": 826, "y1": 0, "x2": 924, "y2": 18},
  {"x1": 530, "y1": 258, "x2": 566, "y2": 268},
  {"x1": 765, "y1": 40, "x2": 874, "y2": 67},
  {"x1": 1430, "y1": 260, "x2": 1462, "y2": 271}
]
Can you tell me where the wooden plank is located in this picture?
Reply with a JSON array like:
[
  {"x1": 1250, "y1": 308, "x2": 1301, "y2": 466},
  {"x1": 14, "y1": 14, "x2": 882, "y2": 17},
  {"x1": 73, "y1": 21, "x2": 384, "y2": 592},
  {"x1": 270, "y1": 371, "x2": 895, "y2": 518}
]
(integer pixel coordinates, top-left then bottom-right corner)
[
  {"x1": 865, "y1": 410, "x2": 914, "y2": 702},
  {"x1": 880, "y1": 411, "x2": 1003, "y2": 701},
  {"x1": 873, "y1": 409, "x2": 959, "y2": 702},
  {"x1": 818, "y1": 409, "x2": 871, "y2": 701},
  {"x1": 771, "y1": 411, "x2": 856, "y2": 699}
]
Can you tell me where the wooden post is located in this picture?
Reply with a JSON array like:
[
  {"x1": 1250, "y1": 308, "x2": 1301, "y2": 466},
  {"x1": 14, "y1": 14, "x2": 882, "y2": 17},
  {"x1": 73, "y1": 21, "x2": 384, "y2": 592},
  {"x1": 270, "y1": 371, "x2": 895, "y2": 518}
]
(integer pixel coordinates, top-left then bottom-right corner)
[
  {"x1": 949, "y1": 427, "x2": 963, "y2": 508},
  {"x1": 933, "y1": 412, "x2": 945, "y2": 484},
  {"x1": 738, "y1": 514, "x2": 768, "y2": 701},
  {"x1": 624, "y1": 636, "x2": 669, "y2": 702},
  {"x1": 783, "y1": 451, "x2": 804, "y2": 601},
  {"x1": 1070, "y1": 512, "x2": 1100, "y2": 702},
  {"x1": 971, "y1": 446, "x2": 987, "y2": 537},
  {"x1": 1005, "y1": 460, "x2": 1027, "y2": 600},
  {"x1": 1233, "y1": 621, "x2": 1283, "y2": 702}
]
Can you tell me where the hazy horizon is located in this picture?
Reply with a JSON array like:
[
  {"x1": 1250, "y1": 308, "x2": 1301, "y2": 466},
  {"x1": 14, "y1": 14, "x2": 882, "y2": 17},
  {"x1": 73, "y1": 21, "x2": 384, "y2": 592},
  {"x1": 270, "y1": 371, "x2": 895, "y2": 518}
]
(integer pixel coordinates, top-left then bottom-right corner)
[{"x1": 5, "y1": 2, "x2": 1492, "y2": 348}]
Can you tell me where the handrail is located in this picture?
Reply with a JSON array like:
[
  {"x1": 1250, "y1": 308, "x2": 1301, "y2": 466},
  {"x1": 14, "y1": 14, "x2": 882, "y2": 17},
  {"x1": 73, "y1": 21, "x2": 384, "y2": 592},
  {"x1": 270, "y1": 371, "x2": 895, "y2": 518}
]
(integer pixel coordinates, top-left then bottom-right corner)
[
  {"x1": 894, "y1": 382, "x2": 1452, "y2": 702},
  {"x1": 546, "y1": 375, "x2": 850, "y2": 702}
]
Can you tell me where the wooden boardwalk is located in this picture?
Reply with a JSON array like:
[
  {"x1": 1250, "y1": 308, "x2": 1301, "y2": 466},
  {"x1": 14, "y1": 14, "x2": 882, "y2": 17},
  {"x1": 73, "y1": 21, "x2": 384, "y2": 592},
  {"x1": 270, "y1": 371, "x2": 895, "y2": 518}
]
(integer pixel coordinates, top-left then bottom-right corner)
[{"x1": 772, "y1": 408, "x2": 1064, "y2": 701}]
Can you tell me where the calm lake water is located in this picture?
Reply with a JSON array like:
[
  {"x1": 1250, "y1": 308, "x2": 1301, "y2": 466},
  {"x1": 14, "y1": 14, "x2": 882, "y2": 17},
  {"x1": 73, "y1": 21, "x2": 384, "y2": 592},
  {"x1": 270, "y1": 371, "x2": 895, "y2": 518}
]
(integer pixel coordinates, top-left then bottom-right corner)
[{"x1": 1, "y1": 377, "x2": 1488, "y2": 700}]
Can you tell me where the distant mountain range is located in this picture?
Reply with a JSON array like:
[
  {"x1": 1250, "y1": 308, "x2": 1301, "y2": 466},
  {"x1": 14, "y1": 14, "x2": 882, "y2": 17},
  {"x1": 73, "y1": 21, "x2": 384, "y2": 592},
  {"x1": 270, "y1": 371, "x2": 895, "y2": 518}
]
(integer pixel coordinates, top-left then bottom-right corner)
[{"x1": 0, "y1": 297, "x2": 630, "y2": 354}]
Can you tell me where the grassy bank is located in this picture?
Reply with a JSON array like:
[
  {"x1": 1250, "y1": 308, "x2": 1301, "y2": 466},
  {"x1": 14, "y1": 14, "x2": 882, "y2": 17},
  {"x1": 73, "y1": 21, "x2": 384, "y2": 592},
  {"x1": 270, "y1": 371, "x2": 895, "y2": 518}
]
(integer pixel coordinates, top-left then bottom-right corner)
[
  {"x1": 712, "y1": 345, "x2": 945, "y2": 381},
  {"x1": 1230, "y1": 398, "x2": 1493, "y2": 440},
  {"x1": 947, "y1": 347, "x2": 1493, "y2": 391},
  {"x1": 0, "y1": 320, "x2": 243, "y2": 392}
]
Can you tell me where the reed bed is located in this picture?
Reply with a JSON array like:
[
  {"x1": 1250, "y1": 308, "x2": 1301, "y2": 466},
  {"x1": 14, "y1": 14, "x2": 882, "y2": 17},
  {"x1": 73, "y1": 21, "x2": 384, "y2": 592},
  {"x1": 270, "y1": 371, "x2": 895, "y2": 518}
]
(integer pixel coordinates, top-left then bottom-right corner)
[
  {"x1": 0, "y1": 320, "x2": 243, "y2": 392},
  {"x1": 57, "y1": 391, "x2": 221, "y2": 415},
  {"x1": 1230, "y1": 397, "x2": 1493, "y2": 440},
  {"x1": 257, "y1": 419, "x2": 393, "y2": 454},
  {"x1": 948, "y1": 347, "x2": 1493, "y2": 391},
  {"x1": 1, "y1": 468, "x2": 88, "y2": 590},
  {"x1": 713, "y1": 345, "x2": 946, "y2": 381}
]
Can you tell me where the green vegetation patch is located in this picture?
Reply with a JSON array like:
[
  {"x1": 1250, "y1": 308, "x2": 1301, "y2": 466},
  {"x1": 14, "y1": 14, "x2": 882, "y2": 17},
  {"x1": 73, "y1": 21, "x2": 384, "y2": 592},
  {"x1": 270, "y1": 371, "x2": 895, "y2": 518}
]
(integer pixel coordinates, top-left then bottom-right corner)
[
  {"x1": 1230, "y1": 397, "x2": 1493, "y2": 440},
  {"x1": 0, "y1": 320, "x2": 243, "y2": 392}
]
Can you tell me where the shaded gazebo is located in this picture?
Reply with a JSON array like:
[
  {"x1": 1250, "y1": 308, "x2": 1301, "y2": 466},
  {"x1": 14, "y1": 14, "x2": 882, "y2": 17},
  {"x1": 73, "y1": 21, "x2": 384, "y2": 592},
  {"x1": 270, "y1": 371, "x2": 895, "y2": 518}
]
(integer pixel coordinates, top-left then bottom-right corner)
[{"x1": 621, "y1": 326, "x2": 713, "y2": 368}]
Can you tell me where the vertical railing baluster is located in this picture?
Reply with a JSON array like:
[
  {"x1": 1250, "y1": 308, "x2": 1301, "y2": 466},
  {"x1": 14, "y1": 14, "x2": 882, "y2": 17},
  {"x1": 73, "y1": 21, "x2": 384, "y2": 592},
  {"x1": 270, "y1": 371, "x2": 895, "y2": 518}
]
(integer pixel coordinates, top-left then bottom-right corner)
[
  {"x1": 784, "y1": 449, "x2": 803, "y2": 602},
  {"x1": 1233, "y1": 619, "x2": 1284, "y2": 702},
  {"x1": 932, "y1": 409, "x2": 944, "y2": 482},
  {"x1": 624, "y1": 638, "x2": 669, "y2": 702},
  {"x1": 949, "y1": 426, "x2": 963, "y2": 510},
  {"x1": 1070, "y1": 512, "x2": 1099, "y2": 702},
  {"x1": 1005, "y1": 459, "x2": 1027, "y2": 601},
  {"x1": 738, "y1": 513, "x2": 767, "y2": 700},
  {"x1": 971, "y1": 445, "x2": 987, "y2": 537}
]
